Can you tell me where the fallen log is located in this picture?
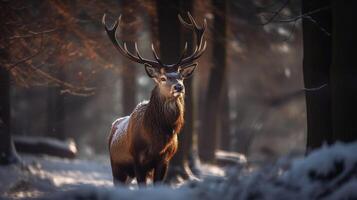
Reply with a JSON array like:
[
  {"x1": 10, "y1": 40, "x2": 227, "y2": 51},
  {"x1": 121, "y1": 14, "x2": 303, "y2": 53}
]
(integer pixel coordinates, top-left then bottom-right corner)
[
  {"x1": 215, "y1": 150, "x2": 247, "y2": 166},
  {"x1": 13, "y1": 136, "x2": 78, "y2": 159}
]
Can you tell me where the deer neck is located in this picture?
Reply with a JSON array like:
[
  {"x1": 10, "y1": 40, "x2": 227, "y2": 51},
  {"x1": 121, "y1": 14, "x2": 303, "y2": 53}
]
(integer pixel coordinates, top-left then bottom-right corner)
[{"x1": 144, "y1": 86, "x2": 184, "y2": 135}]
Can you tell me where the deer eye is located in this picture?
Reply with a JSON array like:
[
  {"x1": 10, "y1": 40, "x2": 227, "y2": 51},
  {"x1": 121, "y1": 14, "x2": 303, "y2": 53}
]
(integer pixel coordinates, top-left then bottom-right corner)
[{"x1": 160, "y1": 77, "x2": 167, "y2": 82}]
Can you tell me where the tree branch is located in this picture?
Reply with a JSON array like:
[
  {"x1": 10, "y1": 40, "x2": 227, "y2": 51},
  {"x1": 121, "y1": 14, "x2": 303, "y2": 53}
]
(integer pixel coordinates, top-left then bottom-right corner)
[
  {"x1": 8, "y1": 28, "x2": 57, "y2": 40},
  {"x1": 260, "y1": 0, "x2": 291, "y2": 25},
  {"x1": 7, "y1": 34, "x2": 45, "y2": 70},
  {"x1": 268, "y1": 6, "x2": 331, "y2": 36},
  {"x1": 275, "y1": 6, "x2": 330, "y2": 23},
  {"x1": 27, "y1": 64, "x2": 95, "y2": 96}
]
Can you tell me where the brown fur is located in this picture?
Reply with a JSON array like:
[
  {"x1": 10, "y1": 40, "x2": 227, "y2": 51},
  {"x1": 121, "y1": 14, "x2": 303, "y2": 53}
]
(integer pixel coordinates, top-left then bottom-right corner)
[{"x1": 108, "y1": 86, "x2": 184, "y2": 185}]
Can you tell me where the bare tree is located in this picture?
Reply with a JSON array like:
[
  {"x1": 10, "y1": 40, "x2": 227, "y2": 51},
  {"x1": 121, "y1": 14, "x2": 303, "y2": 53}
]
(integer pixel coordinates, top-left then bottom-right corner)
[
  {"x1": 199, "y1": 0, "x2": 227, "y2": 162},
  {"x1": 118, "y1": 0, "x2": 139, "y2": 115},
  {"x1": 302, "y1": 0, "x2": 332, "y2": 152},
  {"x1": 219, "y1": 80, "x2": 231, "y2": 151},
  {"x1": 0, "y1": 1, "x2": 95, "y2": 164},
  {"x1": 47, "y1": 51, "x2": 66, "y2": 140},
  {"x1": 330, "y1": 0, "x2": 357, "y2": 143},
  {"x1": 0, "y1": 61, "x2": 20, "y2": 165},
  {"x1": 156, "y1": 0, "x2": 198, "y2": 181}
]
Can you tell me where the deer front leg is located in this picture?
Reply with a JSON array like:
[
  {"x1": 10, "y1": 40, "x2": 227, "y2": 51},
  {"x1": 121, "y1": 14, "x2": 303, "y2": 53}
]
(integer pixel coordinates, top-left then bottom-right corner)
[
  {"x1": 111, "y1": 164, "x2": 128, "y2": 185},
  {"x1": 134, "y1": 163, "x2": 147, "y2": 186},
  {"x1": 153, "y1": 161, "x2": 168, "y2": 183}
]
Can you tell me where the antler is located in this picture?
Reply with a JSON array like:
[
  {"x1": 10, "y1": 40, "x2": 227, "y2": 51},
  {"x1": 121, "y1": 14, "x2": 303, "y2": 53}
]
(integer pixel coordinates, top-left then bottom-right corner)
[
  {"x1": 102, "y1": 12, "x2": 206, "y2": 70},
  {"x1": 175, "y1": 12, "x2": 207, "y2": 68},
  {"x1": 102, "y1": 14, "x2": 162, "y2": 69}
]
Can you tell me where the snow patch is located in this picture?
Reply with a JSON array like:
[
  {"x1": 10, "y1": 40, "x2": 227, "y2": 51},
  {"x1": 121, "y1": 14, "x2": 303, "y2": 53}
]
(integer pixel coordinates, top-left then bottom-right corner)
[
  {"x1": 111, "y1": 116, "x2": 130, "y2": 147},
  {"x1": 2, "y1": 142, "x2": 357, "y2": 200},
  {"x1": 52, "y1": 142, "x2": 357, "y2": 200}
]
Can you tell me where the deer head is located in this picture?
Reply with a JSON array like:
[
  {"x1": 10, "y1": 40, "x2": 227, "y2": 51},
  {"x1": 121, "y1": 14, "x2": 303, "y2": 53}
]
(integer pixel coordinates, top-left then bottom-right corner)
[{"x1": 102, "y1": 12, "x2": 206, "y2": 99}]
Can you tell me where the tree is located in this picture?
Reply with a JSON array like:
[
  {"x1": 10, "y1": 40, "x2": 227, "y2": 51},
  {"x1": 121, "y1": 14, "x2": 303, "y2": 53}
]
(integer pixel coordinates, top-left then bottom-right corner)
[
  {"x1": 47, "y1": 83, "x2": 66, "y2": 140},
  {"x1": 303, "y1": 0, "x2": 357, "y2": 151},
  {"x1": 219, "y1": 81, "x2": 231, "y2": 151},
  {"x1": 47, "y1": 55, "x2": 66, "y2": 140},
  {"x1": 0, "y1": 1, "x2": 95, "y2": 164},
  {"x1": 302, "y1": 0, "x2": 333, "y2": 152},
  {"x1": 330, "y1": 0, "x2": 357, "y2": 143},
  {"x1": 156, "y1": 0, "x2": 197, "y2": 181},
  {"x1": 0, "y1": 64, "x2": 20, "y2": 165},
  {"x1": 199, "y1": 0, "x2": 227, "y2": 162},
  {"x1": 118, "y1": 0, "x2": 138, "y2": 116},
  {"x1": 0, "y1": 2, "x2": 21, "y2": 165}
]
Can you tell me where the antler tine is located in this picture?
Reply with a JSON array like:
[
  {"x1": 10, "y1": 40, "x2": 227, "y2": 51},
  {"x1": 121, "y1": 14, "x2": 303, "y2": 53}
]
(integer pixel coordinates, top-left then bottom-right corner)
[
  {"x1": 187, "y1": 12, "x2": 199, "y2": 28},
  {"x1": 197, "y1": 33, "x2": 205, "y2": 50},
  {"x1": 134, "y1": 42, "x2": 144, "y2": 61},
  {"x1": 123, "y1": 42, "x2": 137, "y2": 60},
  {"x1": 103, "y1": 14, "x2": 139, "y2": 62},
  {"x1": 196, "y1": 40, "x2": 207, "y2": 57},
  {"x1": 103, "y1": 14, "x2": 163, "y2": 68},
  {"x1": 175, "y1": 42, "x2": 188, "y2": 66},
  {"x1": 174, "y1": 13, "x2": 207, "y2": 67},
  {"x1": 151, "y1": 43, "x2": 164, "y2": 66},
  {"x1": 102, "y1": 13, "x2": 107, "y2": 27},
  {"x1": 180, "y1": 41, "x2": 206, "y2": 63},
  {"x1": 189, "y1": 39, "x2": 207, "y2": 59},
  {"x1": 178, "y1": 14, "x2": 193, "y2": 29},
  {"x1": 203, "y1": 18, "x2": 207, "y2": 29},
  {"x1": 102, "y1": 14, "x2": 118, "y2": 36}
]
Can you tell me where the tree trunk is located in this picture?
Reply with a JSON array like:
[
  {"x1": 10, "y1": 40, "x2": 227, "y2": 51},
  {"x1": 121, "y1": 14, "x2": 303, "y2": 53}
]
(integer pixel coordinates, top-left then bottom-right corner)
[
  {"x1": 0, "y1": 3, "x2": 20, "y2": 164},
  {"x1": 47, "y1": 83, "x2": 65, "y2": 140},
  {"x1": 219, "y1": 80, "x2": 231, "y2": 151},
  {"x1": 118, "y1": 0, "x2": 138, "y2": 116},
  {"x1": 302, "y1": 0, "x2": 333, "y2": 152},
  {"x1": 47, "y1": 89, "x2": 65, "y2": 139},
  {"x1": 330, "y1": 0, "x2": 357, "y2": 142},
  {"x1": 0, "y1": 67, "x2": 20, "y2": 165},
  {"x1": 156, "y1": 0, "x2": 197, "y2": 181},
  {"x1": 121, "y1": 63, "x2": 137, "y2": 115},
  {"x1": 199, "y1": 0, "x2": 227, "y2": 162}
]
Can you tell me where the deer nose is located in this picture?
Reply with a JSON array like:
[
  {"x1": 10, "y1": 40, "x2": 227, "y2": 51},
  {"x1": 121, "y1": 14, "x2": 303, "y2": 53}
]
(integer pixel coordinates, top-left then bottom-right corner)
[{"x1": 174, "y1": 84, "x2": 184, "y2": 92}]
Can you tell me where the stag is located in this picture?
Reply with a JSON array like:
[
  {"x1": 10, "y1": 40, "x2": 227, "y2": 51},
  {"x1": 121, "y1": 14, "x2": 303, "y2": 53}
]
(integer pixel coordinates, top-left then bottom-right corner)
[{"x1": 103, "y1": 12, "x2": 206, "y2": 185}]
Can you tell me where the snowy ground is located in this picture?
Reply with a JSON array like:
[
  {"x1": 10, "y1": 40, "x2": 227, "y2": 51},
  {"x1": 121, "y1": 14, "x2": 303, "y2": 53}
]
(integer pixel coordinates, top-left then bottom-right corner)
[
  {"x1": 1, "y1": 142, "x2": 357, "y2": 200},
  {"x1": 0, "y1": 155, "x2": 112, "y2": 199},
  {"x1": 0, "y1": 154, "x2": 224, "y2": 199}
]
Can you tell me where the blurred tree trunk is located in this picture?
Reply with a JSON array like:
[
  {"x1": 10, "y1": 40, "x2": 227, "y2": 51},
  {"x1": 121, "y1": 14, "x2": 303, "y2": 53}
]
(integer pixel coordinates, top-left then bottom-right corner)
[
  {"x1": 0, "y1": 67, "x2": 20, "y2": 165},
  {"x1": 47, "y1": 72, "x2": 65, "y2": 140},
  {"x1": 330, "y1": 1, "x2": 357, "y2": 143},
  {"x1": 176, "y1": 0, "x2": 198, "y2": 179},
  {"x1": 199, "y1": 0, "x2": 227, "y2": 162},
  {"x1": 0, "y1": 3, "x2": 20, "y2": 164},
  {"x1": 46, "y1": 0, "x2": 75, "y2": 140},
  {"x1": 302, "y1": 0, "x2": 333, "y2": 152},
  {"x1": 118, "y1": 0, "x2": 137, "y2": 115},
  {"x1": 156, "y1": 0, "x2": 197, "y2": 181},
  {"x1": 219, "y1": 81, "x2": 231, "y2": 151}
]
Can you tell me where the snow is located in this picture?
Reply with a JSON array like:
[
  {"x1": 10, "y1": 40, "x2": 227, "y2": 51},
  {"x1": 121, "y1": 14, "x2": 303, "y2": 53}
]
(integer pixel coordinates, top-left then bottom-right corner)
[
  {"x1": 226, "y1": 142, "x2": 357, "y2": 200},
  {"x1": 1, "y1": 142, "x2": 357, "y2": 200},
  {"x1": 111, "y1": 116, "x2": 130, "y2": 147},
  {"x1": 0, "y1": 155, "x2": 112, "y2": 199}
]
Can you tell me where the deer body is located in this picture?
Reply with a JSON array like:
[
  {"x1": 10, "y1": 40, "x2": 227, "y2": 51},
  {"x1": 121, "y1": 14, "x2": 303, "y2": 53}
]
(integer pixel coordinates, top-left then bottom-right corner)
[
  {"x1": 103, "y1": 12, "x2": 206, "y2": 185},
  {"x1": 109, "y1": 87, "x2": 184, "y2": 184}
]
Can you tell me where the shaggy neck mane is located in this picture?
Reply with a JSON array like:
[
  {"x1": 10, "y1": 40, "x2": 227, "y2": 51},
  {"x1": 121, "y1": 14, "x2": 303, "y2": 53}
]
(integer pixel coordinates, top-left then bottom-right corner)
[{"x1": 144, "y1": 86, "x2": 184, "y2": 135}]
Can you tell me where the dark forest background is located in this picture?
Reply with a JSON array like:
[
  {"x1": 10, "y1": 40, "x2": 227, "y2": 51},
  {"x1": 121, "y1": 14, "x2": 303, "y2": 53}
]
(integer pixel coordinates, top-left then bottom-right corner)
[
  {"x1": 2, "y1": 0, "x2": 357, "y2": 184},
  {"x1": 0, "y1": 0, "x2": 306, "y2": 168}
]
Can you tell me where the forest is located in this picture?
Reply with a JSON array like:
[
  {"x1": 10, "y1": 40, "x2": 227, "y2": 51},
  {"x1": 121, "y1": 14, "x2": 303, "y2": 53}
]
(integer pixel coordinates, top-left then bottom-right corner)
[{"x1": 0, "y1": 0, "x2": 357, "y2": 199}]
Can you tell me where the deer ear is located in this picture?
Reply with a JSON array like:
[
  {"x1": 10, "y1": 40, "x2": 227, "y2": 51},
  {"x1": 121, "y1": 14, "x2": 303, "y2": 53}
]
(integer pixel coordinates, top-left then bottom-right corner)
[
  {"x1": 180, "y1": 63, "x2": 197, "y2": 79},
  {"x1": 144, "y1": 64, "x2": 159, "y2": 78}
]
